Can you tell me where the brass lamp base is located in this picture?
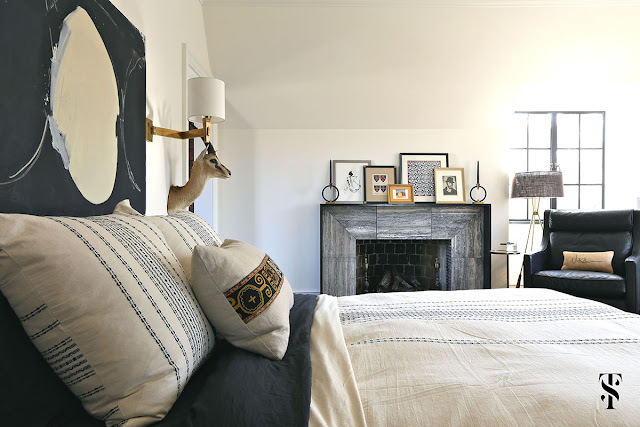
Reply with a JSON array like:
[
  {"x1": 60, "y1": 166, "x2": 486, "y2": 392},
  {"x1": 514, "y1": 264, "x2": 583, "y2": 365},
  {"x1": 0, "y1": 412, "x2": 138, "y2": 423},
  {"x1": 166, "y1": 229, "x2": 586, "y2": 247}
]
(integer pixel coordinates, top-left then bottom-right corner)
[{"x1": 516, "y1": 196, "x2": 545, "y2": 287}]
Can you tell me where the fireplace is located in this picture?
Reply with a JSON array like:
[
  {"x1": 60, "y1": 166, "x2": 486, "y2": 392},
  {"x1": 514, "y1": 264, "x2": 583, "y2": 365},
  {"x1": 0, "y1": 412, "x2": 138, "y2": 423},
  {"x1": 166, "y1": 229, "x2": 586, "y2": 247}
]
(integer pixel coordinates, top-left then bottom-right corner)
[
  {"x1": 356, "y1": 239, "x2": 452, "y2": 293},
  {"x1": 321, "y1": 204, "x2": 491, "y2": 296}
]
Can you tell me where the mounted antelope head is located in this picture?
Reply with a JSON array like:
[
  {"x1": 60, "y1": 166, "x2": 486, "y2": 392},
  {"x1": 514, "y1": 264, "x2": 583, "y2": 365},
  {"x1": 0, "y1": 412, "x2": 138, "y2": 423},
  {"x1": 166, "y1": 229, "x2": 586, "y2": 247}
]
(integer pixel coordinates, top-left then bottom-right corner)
[
  {"x1": 200, "y1": 143, "x2": 231, "y2": 179},
  {"x1": 167, "y1": 143, "x2": 231, "y2": 213}
]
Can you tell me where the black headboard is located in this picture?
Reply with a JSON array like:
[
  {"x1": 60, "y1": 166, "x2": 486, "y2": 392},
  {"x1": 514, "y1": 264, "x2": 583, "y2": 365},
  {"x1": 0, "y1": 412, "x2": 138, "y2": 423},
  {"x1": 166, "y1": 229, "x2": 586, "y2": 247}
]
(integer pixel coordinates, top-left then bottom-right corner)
[{"x1": 0, "y1": 0, "x2": 146, "y2": 216}]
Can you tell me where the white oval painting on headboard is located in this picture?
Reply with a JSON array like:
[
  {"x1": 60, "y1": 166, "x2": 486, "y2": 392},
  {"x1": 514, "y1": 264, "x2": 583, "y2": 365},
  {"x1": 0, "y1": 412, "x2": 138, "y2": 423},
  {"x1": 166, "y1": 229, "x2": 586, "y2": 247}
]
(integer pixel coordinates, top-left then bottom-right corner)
[{"x1": 48, "y1": 6, "x2": 118, "y2": 205}]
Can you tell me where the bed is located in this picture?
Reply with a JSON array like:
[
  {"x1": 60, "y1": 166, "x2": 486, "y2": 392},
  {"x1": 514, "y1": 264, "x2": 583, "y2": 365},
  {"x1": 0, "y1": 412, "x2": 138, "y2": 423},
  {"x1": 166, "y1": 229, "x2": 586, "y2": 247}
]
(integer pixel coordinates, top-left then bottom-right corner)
[
  {"x1": 3, "y1": 252, "x2": 640, "y2": 426},
  {"x1": 310, "y1": 289, "x2": 640, "y2": 426}
]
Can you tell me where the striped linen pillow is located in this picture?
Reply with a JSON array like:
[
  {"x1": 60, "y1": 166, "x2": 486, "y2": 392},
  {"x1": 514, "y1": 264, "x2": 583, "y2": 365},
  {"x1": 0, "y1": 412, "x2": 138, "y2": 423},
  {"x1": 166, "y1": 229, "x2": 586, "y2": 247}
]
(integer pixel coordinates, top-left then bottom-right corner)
[
  {"x1": 0, "y1": 212, "x2": 214, "y2": 426},
  {"x1": 113, "y1": 200, "x2": 223, "y2": 282}
]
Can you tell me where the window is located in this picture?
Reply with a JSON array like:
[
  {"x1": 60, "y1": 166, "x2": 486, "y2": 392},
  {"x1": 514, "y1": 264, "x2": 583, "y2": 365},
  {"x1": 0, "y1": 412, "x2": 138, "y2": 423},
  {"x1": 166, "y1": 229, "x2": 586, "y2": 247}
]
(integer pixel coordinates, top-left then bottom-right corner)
[{"x1": 509, "y1": 111, "x2": 605, "y2": 222}]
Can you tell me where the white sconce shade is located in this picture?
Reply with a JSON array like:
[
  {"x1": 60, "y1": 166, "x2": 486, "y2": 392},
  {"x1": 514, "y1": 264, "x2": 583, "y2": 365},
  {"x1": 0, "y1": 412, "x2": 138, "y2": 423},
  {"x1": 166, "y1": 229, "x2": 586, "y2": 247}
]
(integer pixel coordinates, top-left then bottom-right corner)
[{"x1": 188, "y1": 77, "x2": 225, "y2": 124}]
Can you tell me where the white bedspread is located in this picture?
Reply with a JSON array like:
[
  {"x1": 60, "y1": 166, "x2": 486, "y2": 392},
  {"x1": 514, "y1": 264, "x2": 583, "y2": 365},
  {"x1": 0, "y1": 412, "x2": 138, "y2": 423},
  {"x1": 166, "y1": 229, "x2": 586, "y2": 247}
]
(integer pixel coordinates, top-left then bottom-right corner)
[{"x1": 310, "y1": 289, "x2": 640, "y2": 426}]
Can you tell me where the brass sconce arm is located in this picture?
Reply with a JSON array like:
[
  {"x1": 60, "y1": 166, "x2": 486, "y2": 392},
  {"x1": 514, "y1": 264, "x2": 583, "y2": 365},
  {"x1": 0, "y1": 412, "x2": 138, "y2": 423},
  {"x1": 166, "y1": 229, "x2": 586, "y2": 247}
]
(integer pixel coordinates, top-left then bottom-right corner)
[{"x1": 145, "y1": 117, "x2": 212, "y2": 143}]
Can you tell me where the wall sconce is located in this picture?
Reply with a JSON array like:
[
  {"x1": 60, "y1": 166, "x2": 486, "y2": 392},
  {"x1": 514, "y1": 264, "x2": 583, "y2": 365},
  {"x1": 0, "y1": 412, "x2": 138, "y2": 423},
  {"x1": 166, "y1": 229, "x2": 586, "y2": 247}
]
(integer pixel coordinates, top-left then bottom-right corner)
[{"x1": 145, "y1": 77, "x2": 225, "y2": 144}]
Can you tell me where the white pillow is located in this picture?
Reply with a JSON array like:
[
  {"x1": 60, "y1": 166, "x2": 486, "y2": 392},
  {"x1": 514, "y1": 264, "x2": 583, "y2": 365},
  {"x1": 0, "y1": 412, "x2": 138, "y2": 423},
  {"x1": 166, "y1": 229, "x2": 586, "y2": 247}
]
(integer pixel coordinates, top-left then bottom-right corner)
[
  {"x1": 191, "y1": 240, "x2": 294, "y2": 360},
  {"x1": 0, "y1": 212, "x2": 214, "y2": 426}
]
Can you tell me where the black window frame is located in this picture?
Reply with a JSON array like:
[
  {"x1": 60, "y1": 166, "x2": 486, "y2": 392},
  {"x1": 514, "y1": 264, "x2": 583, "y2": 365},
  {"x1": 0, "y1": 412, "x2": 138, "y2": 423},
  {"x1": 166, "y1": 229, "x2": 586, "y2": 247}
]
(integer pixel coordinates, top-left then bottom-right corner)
[{"x1": 509, "y1": 111, "x2": 606, "y2": 224}]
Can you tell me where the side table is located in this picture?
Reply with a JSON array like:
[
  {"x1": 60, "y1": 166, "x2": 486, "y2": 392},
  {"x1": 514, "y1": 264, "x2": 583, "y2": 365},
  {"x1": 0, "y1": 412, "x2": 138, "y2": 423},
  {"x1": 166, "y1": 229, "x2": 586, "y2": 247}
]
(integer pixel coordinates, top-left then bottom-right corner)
[{"x1": 491, "y1": 250, "x2": 521, "y2": 288}]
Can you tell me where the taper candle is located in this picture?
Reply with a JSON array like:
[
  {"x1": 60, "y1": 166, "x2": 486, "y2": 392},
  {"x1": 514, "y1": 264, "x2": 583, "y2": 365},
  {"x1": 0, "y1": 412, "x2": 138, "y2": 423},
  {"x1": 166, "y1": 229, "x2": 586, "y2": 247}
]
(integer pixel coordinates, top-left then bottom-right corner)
[
  {"x1": 476, "y1": 161, "x2": 479, "y2": 185},
  {"x1": 330, "y1": 160, "x2": 332, "y2": 184}
]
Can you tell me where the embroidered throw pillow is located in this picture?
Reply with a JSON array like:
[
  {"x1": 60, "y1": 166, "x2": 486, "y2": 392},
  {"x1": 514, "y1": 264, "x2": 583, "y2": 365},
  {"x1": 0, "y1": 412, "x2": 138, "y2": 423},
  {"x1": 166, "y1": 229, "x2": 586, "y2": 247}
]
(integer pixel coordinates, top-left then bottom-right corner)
[
  {"x1": 0, "y1": 212, "x2": 214, "y2": 426},
  {"x1": 561, "y1": 251, "x2": 614, "y2": 274},
  {"x1": 113, "y1": 200, "x2": 223, "y2": 281},
  {"x1": 191, "y1": 240, "x2": 294, "y2": 360}
]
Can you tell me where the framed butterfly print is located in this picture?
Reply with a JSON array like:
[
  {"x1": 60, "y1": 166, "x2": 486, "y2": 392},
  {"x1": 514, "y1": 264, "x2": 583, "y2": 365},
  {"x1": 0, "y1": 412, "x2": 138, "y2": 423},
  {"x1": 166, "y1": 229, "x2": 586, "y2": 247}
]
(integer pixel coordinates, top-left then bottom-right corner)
[{"x1": 364, "y1": 166, "x2": 397, "y2": 203}]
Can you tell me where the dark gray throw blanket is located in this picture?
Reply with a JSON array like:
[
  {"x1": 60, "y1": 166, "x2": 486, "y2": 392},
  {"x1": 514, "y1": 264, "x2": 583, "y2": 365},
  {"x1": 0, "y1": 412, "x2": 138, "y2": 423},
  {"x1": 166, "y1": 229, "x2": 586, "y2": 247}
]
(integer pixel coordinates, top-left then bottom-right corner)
[
  {"x1": 157, "y1": 293, "x2": 316, "y2": 427},
  {"x1": 0, "y1": 293, "x2": 317, "y2": 426}
]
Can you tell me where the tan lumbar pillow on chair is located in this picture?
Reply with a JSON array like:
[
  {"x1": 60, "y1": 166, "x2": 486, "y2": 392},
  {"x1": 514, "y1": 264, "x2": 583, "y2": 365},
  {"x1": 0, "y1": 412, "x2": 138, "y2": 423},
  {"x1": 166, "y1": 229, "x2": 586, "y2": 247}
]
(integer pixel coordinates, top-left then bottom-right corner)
[{"x1": 561, "y1": 251, "x2": 614, "y2": 273}]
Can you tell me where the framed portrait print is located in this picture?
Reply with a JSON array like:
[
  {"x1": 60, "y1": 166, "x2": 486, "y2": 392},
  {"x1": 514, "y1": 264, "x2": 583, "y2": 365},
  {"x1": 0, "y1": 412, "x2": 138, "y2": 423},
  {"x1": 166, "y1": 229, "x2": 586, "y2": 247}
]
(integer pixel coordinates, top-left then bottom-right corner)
[
  {"x1": 388, "y1": 184, "x2": 415, "y2": 204},
  {"x1": 434, "y1": 168, "x2": 466, "y2": 204},
  {"x1": 332, "y1": 160, "x2": 371, "y2": 203},
  {"x1": 364, "y1": 166, "x2": 396, "y2": 203},
  {"x1": 400, "y1": 153, "x2": 449, "y2": 202}
]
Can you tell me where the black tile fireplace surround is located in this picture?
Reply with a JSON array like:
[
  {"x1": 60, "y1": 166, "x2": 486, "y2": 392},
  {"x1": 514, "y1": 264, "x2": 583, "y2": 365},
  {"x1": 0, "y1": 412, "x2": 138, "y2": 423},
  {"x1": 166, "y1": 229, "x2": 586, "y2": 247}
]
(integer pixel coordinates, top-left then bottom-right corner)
[
  {"x1": 320, "y1": 204, "x2": 491, "y2": 296},
  {"x1": 356, "y1": 239, "x2": 452, "y2": 293}
]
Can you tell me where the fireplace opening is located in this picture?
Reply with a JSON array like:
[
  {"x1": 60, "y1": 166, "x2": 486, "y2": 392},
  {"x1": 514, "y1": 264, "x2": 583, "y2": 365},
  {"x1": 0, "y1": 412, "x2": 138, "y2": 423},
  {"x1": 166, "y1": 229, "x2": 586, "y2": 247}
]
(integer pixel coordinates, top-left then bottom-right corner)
[{"x1": 356, "y1": 239, "x2": 452, "y2": 294}]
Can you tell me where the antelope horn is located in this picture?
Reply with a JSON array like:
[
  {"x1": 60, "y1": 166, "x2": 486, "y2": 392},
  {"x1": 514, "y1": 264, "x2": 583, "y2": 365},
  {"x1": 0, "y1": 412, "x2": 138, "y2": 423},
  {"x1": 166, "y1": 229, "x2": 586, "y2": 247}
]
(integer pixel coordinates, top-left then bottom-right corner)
[{"x1": 206, "y1": 142, "x2": 216, "y2": 155}]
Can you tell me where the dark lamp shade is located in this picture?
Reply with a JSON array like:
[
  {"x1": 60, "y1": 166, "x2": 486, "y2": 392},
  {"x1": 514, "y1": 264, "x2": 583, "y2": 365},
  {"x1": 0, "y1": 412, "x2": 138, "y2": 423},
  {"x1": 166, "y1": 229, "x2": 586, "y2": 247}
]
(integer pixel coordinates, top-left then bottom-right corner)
[{"x1": 511, "y1": 171, "x2": 564, "y2": 198}]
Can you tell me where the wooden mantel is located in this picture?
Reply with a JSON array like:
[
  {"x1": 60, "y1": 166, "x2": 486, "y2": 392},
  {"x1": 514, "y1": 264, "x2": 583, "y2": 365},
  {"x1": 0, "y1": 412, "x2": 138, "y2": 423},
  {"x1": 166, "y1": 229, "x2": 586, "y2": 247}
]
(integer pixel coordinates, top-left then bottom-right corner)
[{"x1": 320, "y1": 203, "x2": 491, "y2": 296}]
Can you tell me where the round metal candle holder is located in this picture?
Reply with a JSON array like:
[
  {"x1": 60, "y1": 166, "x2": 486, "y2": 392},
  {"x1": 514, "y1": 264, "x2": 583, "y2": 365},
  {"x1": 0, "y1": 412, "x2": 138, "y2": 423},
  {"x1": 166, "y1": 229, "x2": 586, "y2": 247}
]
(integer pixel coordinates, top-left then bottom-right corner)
[
  {"x1": 322, "y1": 183, "x2": 340, "y2": 203},
  {"x1": 470, "y1": 183, "x2": 487, "y2": 204}
]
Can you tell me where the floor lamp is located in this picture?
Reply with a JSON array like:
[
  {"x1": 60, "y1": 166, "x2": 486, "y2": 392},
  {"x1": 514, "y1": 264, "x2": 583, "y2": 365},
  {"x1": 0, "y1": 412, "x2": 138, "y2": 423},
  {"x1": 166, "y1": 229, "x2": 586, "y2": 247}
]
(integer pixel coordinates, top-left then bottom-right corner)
[{"x1": 511, "y1": 171, "x2": 564, "y2": 287}]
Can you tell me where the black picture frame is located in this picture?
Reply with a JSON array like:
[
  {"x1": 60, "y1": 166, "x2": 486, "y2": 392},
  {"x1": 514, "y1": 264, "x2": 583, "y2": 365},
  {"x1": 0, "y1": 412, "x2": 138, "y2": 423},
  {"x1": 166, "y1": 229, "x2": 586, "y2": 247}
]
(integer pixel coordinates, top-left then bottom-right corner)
[{"x1": 399, "y1": 153, "x2": 449, "y2": 203}]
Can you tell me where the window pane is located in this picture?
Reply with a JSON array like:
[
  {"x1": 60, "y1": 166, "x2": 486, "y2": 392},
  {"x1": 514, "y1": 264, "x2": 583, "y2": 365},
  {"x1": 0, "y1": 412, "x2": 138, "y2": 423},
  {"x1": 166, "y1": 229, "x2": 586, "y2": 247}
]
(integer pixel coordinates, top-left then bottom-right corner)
[
  {"x1": 509, "y1": 198, "x2": 528, "y2": 220},
  {"x1": 556, "y1": 149, "x2": 579, "y2": 184},
  {"x1": 556, "y1": 185, "x2": 579, "y2": 210},
  {"x1": 509, "y1": 149, "x2": 527, "y2": 174},
  {"x1": 580, "y1": 185, "x2": 603, "y2": 210},
  {"x1": 528, "y1": 114, "x2": 551, "y2": 148},
  {"x1": 510, "y1": 114, "x2": 528, "y2": 148},
  {"x1": 580, "y1": 113, "x2": 604, "y2": 148},
  {"x1": 557, "y1": 113, "x2": 579, "y2": 148},
  {"x1": 529, "y1": 149, "x2": 550, "y2": 172},
  {"x1": 580, "y1": 149, "x2": 603, "y2": 184}
]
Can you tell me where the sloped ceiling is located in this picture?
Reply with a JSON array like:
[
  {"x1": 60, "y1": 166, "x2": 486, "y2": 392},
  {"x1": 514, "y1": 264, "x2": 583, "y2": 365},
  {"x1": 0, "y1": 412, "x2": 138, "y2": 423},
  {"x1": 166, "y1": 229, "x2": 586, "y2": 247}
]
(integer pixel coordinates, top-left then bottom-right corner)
[{"x1": 202, "y1": 1, "x2": 640, "y2": 129}]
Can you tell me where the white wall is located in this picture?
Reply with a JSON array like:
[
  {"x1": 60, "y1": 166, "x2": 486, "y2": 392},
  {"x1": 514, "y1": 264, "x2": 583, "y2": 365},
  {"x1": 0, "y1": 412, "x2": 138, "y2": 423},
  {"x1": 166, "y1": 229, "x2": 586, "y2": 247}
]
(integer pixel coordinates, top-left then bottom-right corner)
[
  {"x1": 204, "y1": 2, "x2": 640, "y2": 292},
  {"x1": 109, "y1": 0, "x2": 211, "y2": 215}
]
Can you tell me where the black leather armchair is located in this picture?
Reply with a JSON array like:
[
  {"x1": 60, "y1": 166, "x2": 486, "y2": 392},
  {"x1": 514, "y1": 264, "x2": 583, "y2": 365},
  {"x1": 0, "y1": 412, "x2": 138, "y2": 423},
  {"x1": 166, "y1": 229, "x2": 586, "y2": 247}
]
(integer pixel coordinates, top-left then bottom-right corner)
[{"x1": 524, "y1": 210, "x2": 640, "y2": 313}]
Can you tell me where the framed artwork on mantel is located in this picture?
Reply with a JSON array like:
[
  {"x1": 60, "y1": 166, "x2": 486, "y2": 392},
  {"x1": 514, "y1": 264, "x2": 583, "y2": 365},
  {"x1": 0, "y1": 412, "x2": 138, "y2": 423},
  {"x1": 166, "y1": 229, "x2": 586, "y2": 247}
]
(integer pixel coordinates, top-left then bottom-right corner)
[
  {"x1": 434, "y1": 167, "x2": 466, "y2": 204},
  {"x1": 388, "y1": 184, "x2": 415, "y2": 204},
  {"x1": 363, "y1": 165, "x2": 396, "y2": 203},
  {"x1": 400, "y1": 153, "x2": 449, "y2": 202},
  {"x1": 332, "y1": 160, "x2": 371, "y2": 203}
]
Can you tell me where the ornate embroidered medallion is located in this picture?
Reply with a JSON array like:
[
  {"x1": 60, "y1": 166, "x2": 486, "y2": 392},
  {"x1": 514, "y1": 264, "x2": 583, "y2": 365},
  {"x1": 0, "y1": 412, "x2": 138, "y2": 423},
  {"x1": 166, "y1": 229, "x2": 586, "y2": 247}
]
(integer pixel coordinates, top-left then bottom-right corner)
[{"x1": 224, "y1": 255, "x2": 284, "y2": 323}]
